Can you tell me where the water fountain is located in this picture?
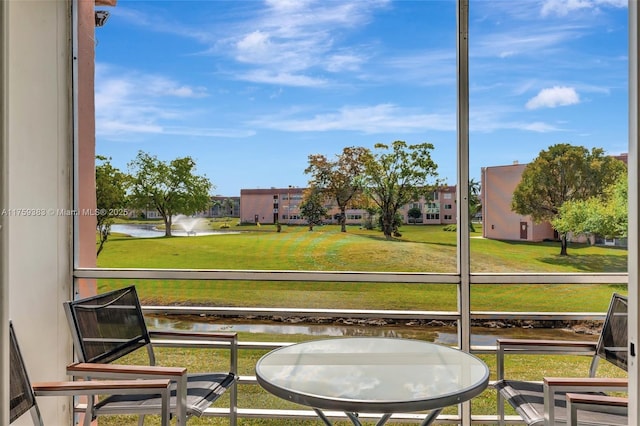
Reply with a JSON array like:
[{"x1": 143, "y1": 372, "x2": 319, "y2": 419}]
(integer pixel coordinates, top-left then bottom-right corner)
[{"x1": 173, "y1": 214, "x2": 204, "y2": 236}]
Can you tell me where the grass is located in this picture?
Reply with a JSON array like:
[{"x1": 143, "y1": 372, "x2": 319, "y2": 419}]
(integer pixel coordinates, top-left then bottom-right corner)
[
  {"x1": 93, "y1": 223, "x2": 628, "y2": 425},
  {"x1": 98, "y1": 223, "x2": 626, "y2": 312}
]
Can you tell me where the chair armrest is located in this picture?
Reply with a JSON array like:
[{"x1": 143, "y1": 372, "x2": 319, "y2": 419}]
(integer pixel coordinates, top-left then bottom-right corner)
[
  {"x1": 566, "y1": 393, "x2": 628, "y2": 426},
  {"x1": 496, "y1": 339, "x2": 596, "y2": 380},
  {"x1": 34, "y1": 379, "x2": 173, "y2": 426},
  {"x1": 543, "y1": 377, "x2": 627, "y2": 425},
  {"x1": 67, "y1": 362, "x2": 187, "y2": 380},
  {"x1": 566, "y1": 393, "x2": 628, "y2": 406},
  {"x1": 544, "y1": 377, "x2": 628, "y2": 390},
  {"x1": 67, "y1": 362, "x2": 187, "y2": 424},
  {"x1": 32, "y1": 379, "x2": 171, "y2": 396},
  {"x1": 497, "y1": 339, "x2": 597, "y2": 353},
  {"x1": 149, "y1": 330, "x2": 239, "y2": 376}
]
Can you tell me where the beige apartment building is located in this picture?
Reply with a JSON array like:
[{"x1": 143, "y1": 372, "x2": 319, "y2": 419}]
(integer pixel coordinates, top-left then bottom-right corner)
[{"x1": 240, "y1": 185, "x2": 458, "y2": 226}]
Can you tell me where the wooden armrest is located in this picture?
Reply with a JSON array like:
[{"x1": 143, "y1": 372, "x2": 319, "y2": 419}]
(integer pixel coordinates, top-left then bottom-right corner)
[
  {"x1": 497, "y1": 339, "x2": 596, "y2": 349},
  {"x1": 566, "y1": 393, "x2": 628, "y2": 407},
  {"x1": 33, "y1": 379, "x2": 171, "y2": 394},
  {"x1": 544, "y1": 377, "x2": 627, "y2": 389},
  {"x1": 544, "y1": 377, "x2": 627, "y2": 425},
  {"x1": 67, "y1": 362, "x2": 187, "y2": 378}
]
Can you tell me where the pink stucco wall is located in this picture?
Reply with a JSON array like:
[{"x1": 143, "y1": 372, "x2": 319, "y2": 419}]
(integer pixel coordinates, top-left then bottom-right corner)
[{"x1": 481, "y1": 163, "x2": 555, "y2": 242}]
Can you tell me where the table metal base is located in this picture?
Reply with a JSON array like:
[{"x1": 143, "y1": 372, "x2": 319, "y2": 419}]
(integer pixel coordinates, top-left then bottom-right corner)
[{"x1": 312, "y1": 408, "x2": 443, "y2": 426}]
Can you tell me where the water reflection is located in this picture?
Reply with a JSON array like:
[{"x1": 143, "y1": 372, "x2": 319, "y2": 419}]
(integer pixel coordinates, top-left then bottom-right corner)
[
  {"x1": 147, "y1": 316, "x2": 592, "y2": 346},
  {"x1": 111, "y1": 223, "x2": 239, "y2": 238}
]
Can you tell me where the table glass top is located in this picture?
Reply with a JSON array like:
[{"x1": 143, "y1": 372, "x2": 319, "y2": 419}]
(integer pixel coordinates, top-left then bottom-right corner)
[{"x1": 256, "y1": 337, "x2": 489, "y2": 412}]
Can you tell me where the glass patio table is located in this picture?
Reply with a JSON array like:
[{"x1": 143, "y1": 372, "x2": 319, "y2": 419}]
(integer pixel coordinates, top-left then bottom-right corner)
[{"x1": 255, "y1": 337, "x2": 489, "y2": 426}]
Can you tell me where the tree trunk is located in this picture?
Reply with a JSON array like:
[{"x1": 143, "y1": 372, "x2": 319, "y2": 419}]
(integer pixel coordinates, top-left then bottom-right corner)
[
  {"x1": 559, "y1": 234, "x2": 568, "y2": 256},
  {"x1": 164, "y1": 215, "x2": 172, "y2": 237},
  {"x1": 340, "y1": 207, "x2": 347, "y2": 232},
  {"x1": 96, "y1": 223, "x2": 110, "y2": 256},
  {"x1": 382, "y1": 211, "x2": 394, "y2": 239}
]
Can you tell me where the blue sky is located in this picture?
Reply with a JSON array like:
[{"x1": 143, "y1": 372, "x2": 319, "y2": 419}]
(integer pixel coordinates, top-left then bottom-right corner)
[{"x1": 95, "y1": 0, "x2": 629, "y2": 196}]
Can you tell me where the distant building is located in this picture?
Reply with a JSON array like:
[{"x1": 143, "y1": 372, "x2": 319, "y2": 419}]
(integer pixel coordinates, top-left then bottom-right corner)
[
  {"x1": 481, "y1": 163, "x2": 555, "y2": 242},
  {"x1": 482, "y1": 154, "x2": 628, "y2": 243},
  {"x1": 207, "y1": 196, "x2": 240, "y2": 218},
  {"x1": 240, "y1": 185, "x2": 459, "y2": 226}
]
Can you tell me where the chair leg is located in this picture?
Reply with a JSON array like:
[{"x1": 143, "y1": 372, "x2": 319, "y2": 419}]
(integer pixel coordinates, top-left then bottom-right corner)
[
  {"x1": 497, "y1": 392, "x2": 505, "y2": 426},
  {"x1": 83, "y1": 397, "x2": 95, "y2": 426},
  {"x1": 230, "y1": 381, "x2": 238, "y2": 426},
  {"x1": 29, "y1": 404, "x2": 45, "y2": 426}
]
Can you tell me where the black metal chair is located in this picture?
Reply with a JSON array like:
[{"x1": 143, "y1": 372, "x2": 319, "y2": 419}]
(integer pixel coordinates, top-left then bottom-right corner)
[
  {"x1": 10, "y1": 320, "x2": 171, "y2": 426},
  {"x1": 494, "y1": 292, "x2": 628, "y2": 425},
  {"x1": 63, "y1": 285, "x2": 238, "y2": 425}
]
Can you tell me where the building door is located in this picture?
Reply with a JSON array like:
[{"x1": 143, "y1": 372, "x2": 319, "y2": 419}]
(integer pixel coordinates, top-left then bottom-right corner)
[{"x1": 520, "y1": 222, "x2": 528, "y2": 240}]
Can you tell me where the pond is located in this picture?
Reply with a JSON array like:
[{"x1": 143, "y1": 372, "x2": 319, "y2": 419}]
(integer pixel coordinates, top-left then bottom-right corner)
[
  {"x1": 146, "y1": 316, "x2": 596, "y2": 346},
  {"x1": 111, "y1": 223, "x2": 238, "y2": 238}
]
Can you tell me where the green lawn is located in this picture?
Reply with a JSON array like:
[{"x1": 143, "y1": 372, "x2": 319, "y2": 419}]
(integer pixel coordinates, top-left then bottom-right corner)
[
  {"x1": 98, "y1": 223, "x2": 626, "y2": 312},
  {"x1": 93, "y1": 223, "x2": 627, "y2": 425}
]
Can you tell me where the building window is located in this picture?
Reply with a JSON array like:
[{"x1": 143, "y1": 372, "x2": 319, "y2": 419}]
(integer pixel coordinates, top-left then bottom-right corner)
[
  {"x1": 426, "y1": 213, "x2": 440, "y2": 220},
  {"x1": 444, "y1": 204, "x2": 452, "y2": 209}
]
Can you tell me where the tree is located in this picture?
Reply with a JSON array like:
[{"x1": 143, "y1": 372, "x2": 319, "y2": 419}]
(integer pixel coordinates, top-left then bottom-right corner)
[
  {"x1": 407, "y1": 207, "x2": 422, "y2": 224},
  {"x1": 468, "y1": 178, "x2": 481, "y2": 232},
  {"x1": 362, "y1": 141, "x2": 439, "y2": 239},
  {"x1": 128, "y1": 151, "x2": 213, "y2": 237},
  {"x1": 511, "y1": 143, "x2": 626, "y2": 255},
  {"x1": 95, "y1": 156, "x2": 129, "y2": 256},
  {"x1": 552, "y1": 171, "x2": 628, "y2": 241},
  {"x1": 299, "y1": 187, "x2": 328, "y2": 231},
  {"x1": 305, "y1": 146, "x2": 370, "y2": 232}
]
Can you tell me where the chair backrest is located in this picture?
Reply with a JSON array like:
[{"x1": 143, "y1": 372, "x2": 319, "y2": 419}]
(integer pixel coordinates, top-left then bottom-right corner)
[
  {"x1": 64, "y1": 285, "x2": 153, "y2": 364},
  {"x1": 9, "y1": 321, "x2": 43, "y2": 425},
  {"x1": 590, "y1": 293, "x2": 628, "y2": 376}
]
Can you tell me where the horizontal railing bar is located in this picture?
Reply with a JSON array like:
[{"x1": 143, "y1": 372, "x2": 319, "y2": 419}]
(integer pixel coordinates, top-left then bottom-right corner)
[
  {"x1": 471, "y1": 272, "x2": 628, "y2": 284},
  {"x1": 73, "y1": 268, "x2": 459, "y2": 283},
  {"x1": 74, "y1": 268, "x2": 628, "y2": 284},
  {"x1": 471, "y1": 311, "x2": 606, "y2": 321},
  {"x1": 205, "y1": 407, "x2": 459, "y2": 423},
  {"x1": 202, "y1": 407, "x2": 523, "y2": 424},
  {"x1": 73, "y1": 403, "x2": 522, "y2": 425},
  {"x1": 143, "y1": 305, "x2": 460, "y2": 320},
  {"x1": 142, "y1": 305, "x2": 607, "y2": 322}
]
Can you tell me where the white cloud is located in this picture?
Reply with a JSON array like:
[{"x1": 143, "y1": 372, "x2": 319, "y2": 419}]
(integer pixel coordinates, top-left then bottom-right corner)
[
  {"x1": 95, "y1": 64, "x2": 253, "y2": 139},
  {"x1": 541, "y1": 0, "x2": 626, "y2": 17},
  {"x1": 226, "y1": 1, "x2": 389, "y2": 86},
  {"x1": 520, "y1": 121, "x2": 561, "y2": 132},
  {"x1": 236, "y1": 31, "x2": 273, "y2": 63},
  {"x1": 235, "y1": 70, "x2": 328, "y2": 87},
  {"x1": 525, "y1": 86, "x2": 580, "y2": 110},
  {"x1": 250, "y1": 104, "x2": 455, "y2": 134},
  {"x1": 469, "y1": 108, "x2": 563, "y2": 133},
  {"x1": 325, "y1": 54, "x2": 365, "y2": 73}
]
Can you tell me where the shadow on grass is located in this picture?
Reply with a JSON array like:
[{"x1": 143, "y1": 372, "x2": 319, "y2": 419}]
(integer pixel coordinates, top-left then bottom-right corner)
[
  {"x1": 539, "y1": 254, "x2": 627, "y2": 272},
  {"x1": 356, "y1": 232, "x2": 459, "y2": 248},
  {"x1": 468, "y1": 239, "x2": 627, "y2": 272},
  {"x1": 503, "y1": 241, "x2": 627, "y2": 272}
]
